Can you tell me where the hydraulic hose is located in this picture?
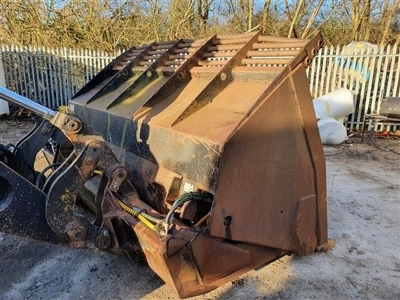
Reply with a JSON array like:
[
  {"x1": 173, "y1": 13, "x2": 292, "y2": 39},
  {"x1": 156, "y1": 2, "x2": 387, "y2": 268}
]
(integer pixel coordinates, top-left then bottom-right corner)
[
  {"x1": 162, "y1": 192, "x2": 211, "y2": 235},
  {"x1": 35, "y1": 162, "x2": 62, "y2": 188},
  {"x1": 116, "y1": 198, "x2": 157, "y2": 231},
  {"x1": 112, "y1": 192, "x2": 163, "y2": 231},
  {"x1": 94, "y1": 170, "x2": 162, "y2": 231}
]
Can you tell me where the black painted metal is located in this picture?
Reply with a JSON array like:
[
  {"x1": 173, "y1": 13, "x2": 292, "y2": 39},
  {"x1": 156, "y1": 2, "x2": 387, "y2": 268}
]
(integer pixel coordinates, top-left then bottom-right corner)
[
  {"x1": 71, "y1": 46, "x2": 138, "y2": 100},
  {"x1": 88, "y1": 43, "x2": 156, "y2": 104},
  {"x1": 14, "y1": 119, "x2": 56, "y2": 175},
  {"x1": 0, "y1": 162, "x2": 64, "y2": 243}
]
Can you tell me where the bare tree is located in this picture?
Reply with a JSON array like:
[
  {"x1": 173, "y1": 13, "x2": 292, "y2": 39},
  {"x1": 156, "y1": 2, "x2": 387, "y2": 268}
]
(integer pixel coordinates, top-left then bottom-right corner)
[
  {"x1": 351, "y1": 0, "x2": 371, "y2": 41},
  {"x1": 360, "y1": 0, "x2": 371, "y2": 40},
  {"x1": 261, "y1": 0, "x2": 272, "y2": 34},
  {"x1": 0, "y1": 0, "x2": 399, "y2": 50},
  {"x1": 380, "y1": 0, "x2": 400, "y2": 45},
  {"x1": 247, "y1": 0, "x2": 254, "y2": 31},
  {"x1": 301, "y1": 0, "x2": 324, "y2": 39},
  {"x1": 287, "y1": 0, "x2": 304, "y2": 38},
  {"x1": 196, "y1": 0, "x2": 212, "y2": 35},
  {"x1": 236, "y1": 0, "x2": 255, "y2": 32},
  {"x1": 166, "y1": 0, "x2": 196, "y2": 39}
]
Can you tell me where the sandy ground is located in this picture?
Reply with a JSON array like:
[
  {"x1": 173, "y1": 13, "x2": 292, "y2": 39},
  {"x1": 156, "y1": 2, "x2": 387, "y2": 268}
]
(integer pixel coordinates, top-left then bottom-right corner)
[{"x1": 0, "y1": 116, "x2": 399, "y2": 300}]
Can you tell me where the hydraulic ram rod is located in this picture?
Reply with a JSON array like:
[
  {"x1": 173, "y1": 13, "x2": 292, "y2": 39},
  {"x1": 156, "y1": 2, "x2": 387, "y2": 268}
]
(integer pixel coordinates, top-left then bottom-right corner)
[{"x1": 0, "y1": 86, "x2": 56, "y2": 120}]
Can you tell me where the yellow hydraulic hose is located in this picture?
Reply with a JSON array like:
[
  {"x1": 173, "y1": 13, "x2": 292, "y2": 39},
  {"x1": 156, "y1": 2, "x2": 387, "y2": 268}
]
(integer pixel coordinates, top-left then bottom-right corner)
[
  {"x1": 116, "y1": 198, "x2": 156, "y2": 231},
  {"x1": 93, "y1": 170, "x2": 158, "y2": 231}
]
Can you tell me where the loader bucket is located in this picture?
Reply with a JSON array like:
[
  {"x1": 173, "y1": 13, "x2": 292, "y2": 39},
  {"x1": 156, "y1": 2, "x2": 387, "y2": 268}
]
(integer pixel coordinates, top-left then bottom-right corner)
[{"x1": 0, "y1": 31, "x2": 326, "y2": 298}]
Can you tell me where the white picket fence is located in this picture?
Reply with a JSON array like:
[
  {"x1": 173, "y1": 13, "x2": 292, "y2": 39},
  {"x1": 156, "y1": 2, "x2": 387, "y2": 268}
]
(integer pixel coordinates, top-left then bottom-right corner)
[{"x1": 0, "y1": 43, "x2": 399, "y2": 131}]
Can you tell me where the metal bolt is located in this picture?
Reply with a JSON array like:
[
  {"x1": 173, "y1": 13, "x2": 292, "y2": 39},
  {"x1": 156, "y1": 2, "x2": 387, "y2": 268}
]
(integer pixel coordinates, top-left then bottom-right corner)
[
  {"x1": 97, "y1": 229, "x2": 111, "y2": 249},
  {"x1": 223, "y1": 216, "x2": 232, "y2": 226},
  {"x1": 68, "y1": 120, "x2": 78, "y2": 129},
  {"x1": 65, "y1": 223, "x2": 87, "y2": 242}
]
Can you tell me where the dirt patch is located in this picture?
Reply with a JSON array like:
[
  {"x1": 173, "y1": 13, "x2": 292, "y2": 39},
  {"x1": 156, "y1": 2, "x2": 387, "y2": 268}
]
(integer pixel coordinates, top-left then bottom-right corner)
[
  {"x1": 0, "y1": 116, "x2": 399, "y2": 300},
  {"x1": 0, "y1": 116, "x2": 35, "y2": 146}
]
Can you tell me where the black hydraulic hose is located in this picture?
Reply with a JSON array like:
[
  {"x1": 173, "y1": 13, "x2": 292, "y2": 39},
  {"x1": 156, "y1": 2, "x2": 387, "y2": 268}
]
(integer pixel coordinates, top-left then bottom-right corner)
[{"x1": 35, "y1": 162, "x2": 62, "y2": 188}]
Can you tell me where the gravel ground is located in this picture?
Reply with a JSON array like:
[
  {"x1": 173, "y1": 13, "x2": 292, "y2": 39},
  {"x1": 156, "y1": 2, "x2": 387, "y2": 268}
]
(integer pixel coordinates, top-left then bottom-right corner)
[{"x1": 0, "y1": 116, "x2": 399, "y2": 300}]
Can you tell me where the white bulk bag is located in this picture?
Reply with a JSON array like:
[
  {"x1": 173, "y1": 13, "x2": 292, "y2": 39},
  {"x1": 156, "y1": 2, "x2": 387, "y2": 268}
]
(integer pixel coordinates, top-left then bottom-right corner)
[
  {"x1": 313, "y1": 88, "x2": 354, "y2": 120},
  {"x1": 317, "y1": 117, "x2": 348, "y2": 145}
]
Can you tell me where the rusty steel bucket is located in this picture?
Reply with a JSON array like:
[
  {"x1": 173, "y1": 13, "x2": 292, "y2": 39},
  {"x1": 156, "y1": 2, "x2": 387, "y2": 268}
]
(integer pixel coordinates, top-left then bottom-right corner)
[{"x1": 0, "y1": 31, "x2": 327, "y2": 298}]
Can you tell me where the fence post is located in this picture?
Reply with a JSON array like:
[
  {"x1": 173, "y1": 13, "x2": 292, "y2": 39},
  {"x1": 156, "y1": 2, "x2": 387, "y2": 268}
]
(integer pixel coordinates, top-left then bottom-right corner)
[{"x1": 0, "y1": 48, "x2": 10, "y2": 115}]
